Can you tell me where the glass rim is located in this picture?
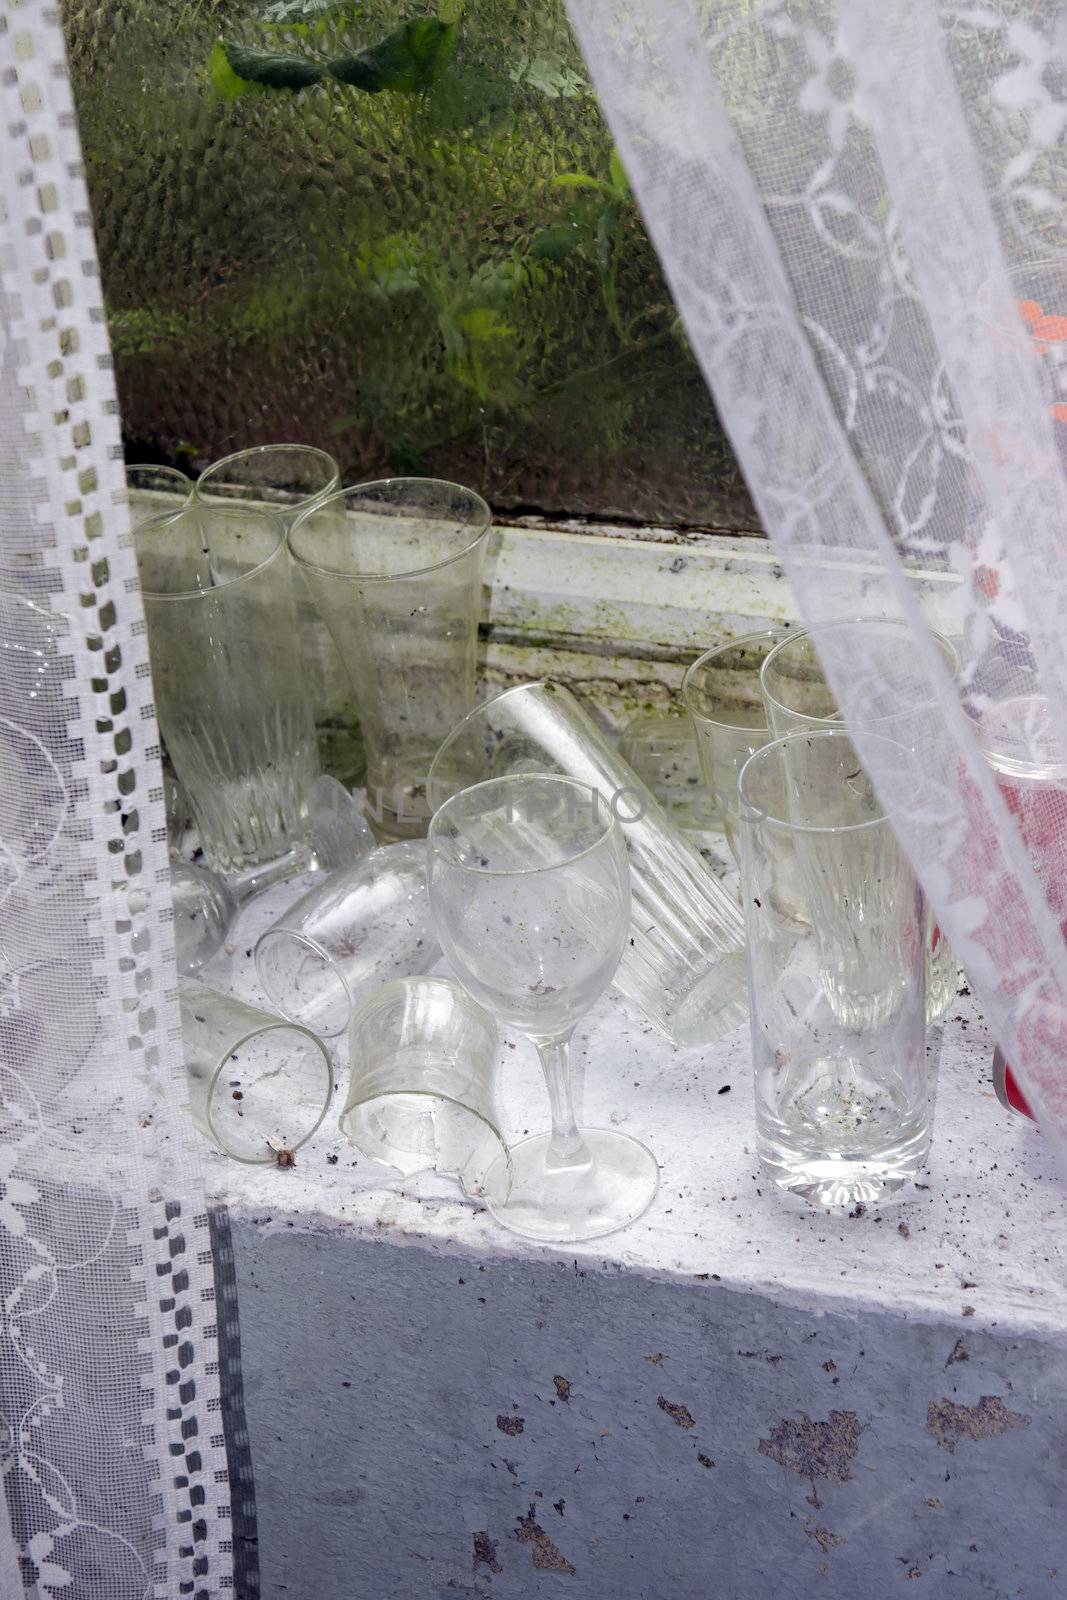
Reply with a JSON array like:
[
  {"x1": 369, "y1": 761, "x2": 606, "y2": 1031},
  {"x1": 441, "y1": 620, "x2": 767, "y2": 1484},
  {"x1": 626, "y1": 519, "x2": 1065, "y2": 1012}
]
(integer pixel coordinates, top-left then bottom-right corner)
[
  {"x1": 759, "y1": 618, "x2": 960, "y2": 730},
  {"x1": 194, "y1": 443, "x2": 340, "y2": 504},
  {"x1": 136, "y1": 503, "x2": 289, "y2": 600},
  {"x1": 682, "y1": 628, "x2": 789, "y2": 735},
  {"x1": 346, "y1": 972, "x2": 492, "y2": 1031},
  {"x1": 126, "y1": 462, "x2": 192, "y2": 485},
  {"x1": 203, "y1": 1017, "x2": 334, "y2": 1164},
  {"x1": 428, "y1": 772, "x2": 621, "y2": 878},
  {"x1": 288, "y1": 476, "x2": 492, "y2": 583},
  {"x1": 338, "y1": 1086, "x2": 508, "y2": 1151},
  {"x1": 253, "y1": 926, "x2": 351, "y2": 1035},
  {"x1": 737, "y1": 727, "x2": 913, "y2": 836}
]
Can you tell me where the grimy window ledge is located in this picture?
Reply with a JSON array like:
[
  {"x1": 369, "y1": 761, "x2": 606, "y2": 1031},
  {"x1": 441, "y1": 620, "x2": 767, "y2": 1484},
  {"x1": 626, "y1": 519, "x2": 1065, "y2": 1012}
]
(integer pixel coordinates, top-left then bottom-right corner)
[{"x1": 196, "y1": 515, "x2": 1065, "y2": 1600}]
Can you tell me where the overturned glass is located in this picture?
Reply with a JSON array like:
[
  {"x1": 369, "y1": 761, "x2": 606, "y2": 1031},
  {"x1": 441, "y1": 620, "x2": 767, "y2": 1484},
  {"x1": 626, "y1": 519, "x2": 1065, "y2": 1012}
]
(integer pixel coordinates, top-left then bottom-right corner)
[
  {"x1": 180, "y1": 979, "x2": 334, "y2": 1165},
  {"x1": 341, "y1": 976, "x2": 511, "y2": 1202},
  {"x1": 254, "y1": 841, "x2": 439, "y2": 1039}
]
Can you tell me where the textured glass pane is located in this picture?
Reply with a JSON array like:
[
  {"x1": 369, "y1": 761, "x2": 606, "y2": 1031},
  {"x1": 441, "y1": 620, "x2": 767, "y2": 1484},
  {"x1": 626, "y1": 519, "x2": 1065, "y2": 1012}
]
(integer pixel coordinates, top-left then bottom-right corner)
[{"x1": 63, "y1": 0, "x2": 756, "y2": 527}]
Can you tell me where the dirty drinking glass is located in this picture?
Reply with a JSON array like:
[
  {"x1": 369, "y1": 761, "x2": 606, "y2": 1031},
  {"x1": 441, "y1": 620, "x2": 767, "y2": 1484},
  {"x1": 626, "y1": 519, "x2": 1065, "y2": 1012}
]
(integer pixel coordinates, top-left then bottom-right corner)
[
  {"x1": 180, "y1": 979, "x2": 334, "y2": 1164},
  {"x1": 760, "y1": 620, "x2": 960, "y2": 1024},
  {"x1": 194, "y1": 446, "x2": 352, "y2": 777},
  {"x1": 126, "y1": 464, "x2": 191, "y2": 524},
  {"x1": 429, "y1": 681, "x2": 747, "y2": 1047},
  {"x1": 255, "y1": 841, "x2": 439, "y2": 1039},
  {"x1": 341, "y1": 976, "x2": 511, "y2": 1201},
  {"x1": 428, "y1": 773, "x2": 659, "y2": 1242},
  {"x1": 195, "y1": 444, "x2": 339, "y2": 514},
  {"x1": 137, "y1": 503, "x2": 319, "y2": 881},
  {"x1": 289, "y1": 478, "x2": 491, "y2": 841},
  {"x1": 682, "y1": 628, "x2": 788, "y2": 864},
  {"x1": 738, "y1": 729, "x2": 930, "y2": 1207}
]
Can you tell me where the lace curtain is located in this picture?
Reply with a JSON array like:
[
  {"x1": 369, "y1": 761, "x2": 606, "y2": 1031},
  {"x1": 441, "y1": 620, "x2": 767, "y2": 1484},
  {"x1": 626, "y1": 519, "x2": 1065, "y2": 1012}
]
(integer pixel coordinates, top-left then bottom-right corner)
[
  {"x1": 565, "y1": 0, "x2": 1067, "y2": 1160},
  {"x1": 0, "y1": 5, "x2": 230, "y2": 1595}
]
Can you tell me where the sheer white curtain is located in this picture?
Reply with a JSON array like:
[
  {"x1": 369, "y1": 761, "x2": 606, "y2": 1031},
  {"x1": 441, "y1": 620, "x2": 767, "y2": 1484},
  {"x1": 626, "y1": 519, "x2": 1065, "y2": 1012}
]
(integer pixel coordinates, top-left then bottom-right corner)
[
  {"x1": 566, "y1": 0, "x2": 1067, "y2": 1158},
  {"x1": 0, "y1": 5, "x2": 231, "y2": 1594}
]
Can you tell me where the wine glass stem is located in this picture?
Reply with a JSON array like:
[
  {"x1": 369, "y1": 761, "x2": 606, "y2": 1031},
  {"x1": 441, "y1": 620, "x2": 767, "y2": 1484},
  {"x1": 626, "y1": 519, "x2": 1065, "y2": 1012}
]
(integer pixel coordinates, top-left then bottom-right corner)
[{"x1": 536, "y1": 1034, "x2": 593, "y2": 1171}]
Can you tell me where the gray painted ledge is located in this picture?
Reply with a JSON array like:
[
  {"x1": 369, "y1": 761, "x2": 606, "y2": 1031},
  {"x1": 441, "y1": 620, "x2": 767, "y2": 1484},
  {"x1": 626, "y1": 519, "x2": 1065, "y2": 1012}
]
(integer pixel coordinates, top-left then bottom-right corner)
[{"x1": 202, "y1": 883, "x2": 1067, "y2": 1599}]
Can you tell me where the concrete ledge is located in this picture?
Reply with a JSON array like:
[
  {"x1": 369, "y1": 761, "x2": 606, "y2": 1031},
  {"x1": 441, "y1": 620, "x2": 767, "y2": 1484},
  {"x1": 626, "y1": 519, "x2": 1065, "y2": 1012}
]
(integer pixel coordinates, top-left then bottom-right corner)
[{"x1": 203, "y1": 887, "x2": 1067, "y2": 1598}]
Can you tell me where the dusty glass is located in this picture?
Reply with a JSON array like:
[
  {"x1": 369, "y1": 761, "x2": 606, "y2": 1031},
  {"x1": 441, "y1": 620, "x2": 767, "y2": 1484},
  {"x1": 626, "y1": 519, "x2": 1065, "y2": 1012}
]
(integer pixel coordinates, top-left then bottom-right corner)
[
  {"x1": 738, "y1": 730, "x2": 931, "y2": 1208},
  {"x1": 289, "y1": 478, "x2": 491, "y2": 841},
  {"x1": 429, "y1": 680, "x2": 747, "y2": 1046},
  {"x1": 761, "y1": 620, "x2": 960, "y2": 1024},
  {"x1": 136, "y1": 502, "x2": 319, "y2": 880},
  {"x1": 428, "y1": 772, "x2": 659, "y2": 1243},
  {"x1": 171, "y1": 862, "x2": 236, "y2": 977},
  {"x1": 255, "y1": 841, "x2": 439, "y2": 1039},
  {"x1": 126, "y1": 463, "x2": 191, "y2": 524},
  {"x1": 341, "y1": 976, "x2": 511, "y2": 1201},
  {"x1": 180, "y1": 978, "x2": 334, "y2": 1165},
  {"x1": 682, "y1": 628, "x2": 788, "y2": 863}
]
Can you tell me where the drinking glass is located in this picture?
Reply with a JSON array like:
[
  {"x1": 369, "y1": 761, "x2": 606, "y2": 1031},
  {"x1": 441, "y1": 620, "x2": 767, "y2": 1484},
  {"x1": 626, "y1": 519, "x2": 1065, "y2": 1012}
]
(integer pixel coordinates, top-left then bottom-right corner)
[
  {"x1": 428, "y1": 773, "x2": 659, "y2": 1242},
  {"x1": 738, "y1": 729, "x2": 931, "y2": 1207},
  {"x1": 171, "y1": 862, "x2": 237, "y2": 976},
  {"x1": 341, "y1": 976, "x2": 511, "y2": 1200},
  {"x1": 289, "y1": 478, "x2": 492, "y2": 841},
  {"x1": 682, "y1": 629, "x2": 789, "y2": 864},
  {"x1": 136, "y1": 503, "x2": 319, "y2": 881},
  {"x1": 195, "y1": 445, "x2": 339, "y2": 513},
  {"x1": 761, "y1": 620, "x2": 960, "y2": 1024},
  {"x1": 429, "y1": 681, "x2": 747, "y2": 1047},
  {"x1": 617, "y1": 712, "x2": 711, "y2": 830},
  {"x1": 180, "y1": 979, "x2": 334, "y2": 1164},
  {"x1": 255, "y1": 841, "x2": 439, "y2": 1038},
  {"x1": 126, "y1": 464, "x2": 191, "y2": 524},
  {"x1": 195, "y1": 445, "x2": 352, "y2": 777}
]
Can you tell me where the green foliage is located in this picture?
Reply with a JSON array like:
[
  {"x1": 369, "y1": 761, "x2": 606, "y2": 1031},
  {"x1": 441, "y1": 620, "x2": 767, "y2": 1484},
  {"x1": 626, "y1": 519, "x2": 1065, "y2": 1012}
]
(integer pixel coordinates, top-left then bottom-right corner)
[
  {"x1": 257, "y1": 0, "x2": 358, "y2": 27},
  {"x1": 508, "y1": 51, "x2": 586, "y2": 99},
  {"x1": 75, "y1": 0, "x2": 750, "y2": 526},
  {"x1": 540, "y1": 147, "x2": 635, "y2": 339},
  {"x1": 328, "y1": 18, "x2": 455, "y2": 92},
  {"x1": 220, "y1": 41, "x2": 325, "y2": 90}
]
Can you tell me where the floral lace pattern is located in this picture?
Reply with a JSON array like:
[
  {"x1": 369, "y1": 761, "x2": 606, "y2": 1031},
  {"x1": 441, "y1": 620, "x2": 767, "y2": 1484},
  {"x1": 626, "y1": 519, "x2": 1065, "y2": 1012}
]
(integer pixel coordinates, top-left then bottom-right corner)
[
  {"x1": 566, "y1": 0, "x2": 1067, "y2": 1148},
  {"x1": 0, "y1": 5, "x2": 231, "y2": 1595}
]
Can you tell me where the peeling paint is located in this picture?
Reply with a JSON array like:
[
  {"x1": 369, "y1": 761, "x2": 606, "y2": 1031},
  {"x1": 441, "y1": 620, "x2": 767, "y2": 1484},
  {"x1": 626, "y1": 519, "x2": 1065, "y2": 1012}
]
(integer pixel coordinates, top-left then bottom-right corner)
[
  {"x1": 657, "y1": 1396, "x2": 695, "y2": 1430},
  {"x1": 515, "y1": 1506, "x2": 575, "y2": 1574},
  {"x1": 496, "y1": 1415, "x2": 525, "y2": 1436},
  {"x1": 553, "y1": 1376, "x2": 572, "y2": 1403},
  {"x1": 925, "y1": 1396, "x2": 1031, "y2": 1453},
  {"x1": 758, "y1": 1411, "x2": 862, "y2": 1484},
  {"x1": 472, "y1": 1532, "x2": 501, "y2": 1575},
  {"x1": 804, "y1": 1518, "x2": 845, "y2": 1554}
]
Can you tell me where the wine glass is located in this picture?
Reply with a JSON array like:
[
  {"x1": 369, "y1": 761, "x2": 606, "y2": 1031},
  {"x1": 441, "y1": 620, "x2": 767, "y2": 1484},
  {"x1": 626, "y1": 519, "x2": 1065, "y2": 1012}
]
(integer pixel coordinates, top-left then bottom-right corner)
[{"x1": 427, "y1": 772, "x2": 660, "y2": 1241}]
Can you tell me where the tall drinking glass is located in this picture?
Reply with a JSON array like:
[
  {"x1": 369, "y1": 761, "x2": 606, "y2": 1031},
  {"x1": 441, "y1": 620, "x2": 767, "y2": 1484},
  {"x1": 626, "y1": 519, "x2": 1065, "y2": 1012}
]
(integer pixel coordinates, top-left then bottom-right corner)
[
  {"x1": 136, "y1": 503, "x2": 319, "y2": 880},
  {"x1": 682, "y1": 629, "x2": 788, "y2": 864},
  {"x1": 195, "y1": 446, "x2": 353, "y2": 778},
  {"x1": 761, "y1": 620, "x2": 960, "y2": 1023},
  {"x1": 290, "y1": 479, "x2": 492, "y2": 841},
  {"x1": 429, "y1": 681, "x2": 747, "y2": 1048},
  {"x1": 739, "y1": 730, "x2": 931, "y2": 1207},
  {"x1": 428, "y1": 774, "x2": 659, "y2": 1242}
]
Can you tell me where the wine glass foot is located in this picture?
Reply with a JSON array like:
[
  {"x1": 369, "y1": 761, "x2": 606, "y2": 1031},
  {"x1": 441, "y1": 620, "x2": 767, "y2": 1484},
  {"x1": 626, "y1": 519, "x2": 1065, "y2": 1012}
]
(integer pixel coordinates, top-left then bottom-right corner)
[{"x1": 485, "y1": 1128, "x2": 659, "y2": 1243}]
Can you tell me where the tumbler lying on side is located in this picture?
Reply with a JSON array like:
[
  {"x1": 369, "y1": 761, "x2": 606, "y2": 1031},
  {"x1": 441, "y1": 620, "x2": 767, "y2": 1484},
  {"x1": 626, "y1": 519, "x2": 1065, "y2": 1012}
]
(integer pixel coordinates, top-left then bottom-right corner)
[{"x1": 429, "y1": 681, "x2": 747, "y2": 1048}]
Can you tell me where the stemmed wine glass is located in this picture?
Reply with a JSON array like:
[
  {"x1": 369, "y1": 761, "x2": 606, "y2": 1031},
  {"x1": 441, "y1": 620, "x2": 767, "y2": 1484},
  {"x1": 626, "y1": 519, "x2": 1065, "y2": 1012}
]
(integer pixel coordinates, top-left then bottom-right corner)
[{"x1": 427, "y1": 773, "x2": 660, "y2": 1241}]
